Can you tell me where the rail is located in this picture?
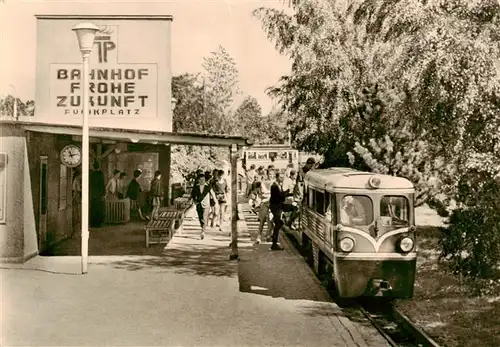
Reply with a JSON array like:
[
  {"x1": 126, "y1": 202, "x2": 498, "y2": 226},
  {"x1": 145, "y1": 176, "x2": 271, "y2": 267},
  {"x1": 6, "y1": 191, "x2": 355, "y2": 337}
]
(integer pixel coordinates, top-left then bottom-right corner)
[{"x1": 241, "y1": 203, "x2": 442, "y2": 347}]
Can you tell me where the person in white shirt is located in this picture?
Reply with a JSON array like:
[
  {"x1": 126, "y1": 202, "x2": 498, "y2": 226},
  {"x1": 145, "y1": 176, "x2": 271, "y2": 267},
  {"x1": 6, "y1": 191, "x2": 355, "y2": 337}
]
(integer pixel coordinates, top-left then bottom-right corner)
[
  {"x1": 106, "y1": 170, "x2": 121, "y2": 200},
  {"x1": 255, "y1": 170, "x2": 276, "y2": 244}
]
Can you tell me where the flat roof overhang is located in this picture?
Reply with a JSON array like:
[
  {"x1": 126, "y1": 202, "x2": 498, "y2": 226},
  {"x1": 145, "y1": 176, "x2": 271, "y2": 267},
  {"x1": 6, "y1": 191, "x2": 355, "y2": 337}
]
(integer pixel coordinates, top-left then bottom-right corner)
[{"x1": 1, "y1": 120, "x2": 252, "y2": 147}]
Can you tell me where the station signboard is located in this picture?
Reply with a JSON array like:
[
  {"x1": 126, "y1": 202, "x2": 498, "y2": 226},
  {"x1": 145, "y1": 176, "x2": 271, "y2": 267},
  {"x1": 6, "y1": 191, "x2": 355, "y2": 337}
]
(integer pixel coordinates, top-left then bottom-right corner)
[{"x1": 34, "y1": 15, "x2": 173, "y2": 132}]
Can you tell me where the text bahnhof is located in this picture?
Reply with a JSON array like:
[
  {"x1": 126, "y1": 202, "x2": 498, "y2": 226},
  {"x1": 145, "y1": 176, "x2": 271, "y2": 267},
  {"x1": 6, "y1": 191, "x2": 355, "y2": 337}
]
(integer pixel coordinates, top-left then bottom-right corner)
[{"x1": 55, "y1": 67, "x2": 154, "y2": 114}]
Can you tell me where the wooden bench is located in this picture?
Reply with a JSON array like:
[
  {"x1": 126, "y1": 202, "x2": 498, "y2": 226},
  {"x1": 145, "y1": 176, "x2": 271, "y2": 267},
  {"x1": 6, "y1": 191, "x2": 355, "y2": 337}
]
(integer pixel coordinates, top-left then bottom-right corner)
[
  {"x1": 158, "y1": 210, "x2": 184, "y2": 231},
  {"x1": 144, "y1": 218, "x2": 175, "y2": 248},
  {"x1": 174, "y1": 196, "x2": 193, "y2": 212}
]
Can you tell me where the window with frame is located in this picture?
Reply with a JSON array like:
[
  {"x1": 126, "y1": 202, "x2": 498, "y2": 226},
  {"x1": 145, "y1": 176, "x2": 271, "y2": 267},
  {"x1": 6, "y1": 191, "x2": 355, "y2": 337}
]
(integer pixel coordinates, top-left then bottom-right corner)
[
  {"x1": 340, "y1": 195, "x2": 373, "y2": 226},
  {"x1": 247, "y1": 151, "x2": 256, "y2": 160},
  {"x1": 309, "y1": 188, "x2": 330, "y2": 215},
  {"x1": 257, "y1": 152, "x2": 268, "y2": 160},
  {"x1": 59, "y1": 164, "x2": 68, "y2": 210},
  {"x1": 380, "y1": 195, "x2": 410, "y2": 230},
  {"x1": 269, "y1": 152, "x2": 278, "y2": 162}
]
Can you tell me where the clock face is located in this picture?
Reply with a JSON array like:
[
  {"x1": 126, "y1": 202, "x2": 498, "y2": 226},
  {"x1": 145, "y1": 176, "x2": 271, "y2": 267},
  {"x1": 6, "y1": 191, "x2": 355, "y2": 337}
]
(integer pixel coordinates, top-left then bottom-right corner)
[{"x1": 60, "y1": 145, "x2": 82, "y2": 168}]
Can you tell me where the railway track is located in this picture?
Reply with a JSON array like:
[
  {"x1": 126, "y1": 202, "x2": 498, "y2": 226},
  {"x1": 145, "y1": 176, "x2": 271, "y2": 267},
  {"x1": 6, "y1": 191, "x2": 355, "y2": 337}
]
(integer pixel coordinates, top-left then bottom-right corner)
[{"x1": 239, "y1": 203, "x2": 442, "y2": 347}]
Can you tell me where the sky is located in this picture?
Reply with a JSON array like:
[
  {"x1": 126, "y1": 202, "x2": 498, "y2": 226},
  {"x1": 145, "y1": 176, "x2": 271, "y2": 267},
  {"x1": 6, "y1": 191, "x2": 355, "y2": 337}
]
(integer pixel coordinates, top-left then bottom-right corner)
[{"x1": 0, "y1": 0, "x2": 293, "y2": 115}]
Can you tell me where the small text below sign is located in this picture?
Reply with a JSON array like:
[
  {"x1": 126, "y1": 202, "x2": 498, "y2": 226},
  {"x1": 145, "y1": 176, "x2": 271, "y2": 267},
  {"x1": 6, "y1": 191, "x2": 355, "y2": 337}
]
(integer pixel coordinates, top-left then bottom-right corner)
[{"x1": 49, "y1": 63, "x2": 158, "y2": 118}]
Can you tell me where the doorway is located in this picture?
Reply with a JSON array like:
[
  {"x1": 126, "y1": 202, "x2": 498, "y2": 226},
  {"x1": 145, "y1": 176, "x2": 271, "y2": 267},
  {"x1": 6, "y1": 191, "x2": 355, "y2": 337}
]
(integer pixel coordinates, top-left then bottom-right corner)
[{"x1": 38, "y1": 156, "x2": 48, "y2": 251}]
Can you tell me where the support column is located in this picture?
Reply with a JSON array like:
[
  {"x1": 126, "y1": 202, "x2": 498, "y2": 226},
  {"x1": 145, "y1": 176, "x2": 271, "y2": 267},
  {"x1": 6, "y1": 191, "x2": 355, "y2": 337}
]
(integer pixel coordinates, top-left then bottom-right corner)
[
  {"x1": 159, "y1": 144, "x2": 171, "y2": 206},
  {"x1": 229, "y1": 144, "x2": 238, "y2": 261}
]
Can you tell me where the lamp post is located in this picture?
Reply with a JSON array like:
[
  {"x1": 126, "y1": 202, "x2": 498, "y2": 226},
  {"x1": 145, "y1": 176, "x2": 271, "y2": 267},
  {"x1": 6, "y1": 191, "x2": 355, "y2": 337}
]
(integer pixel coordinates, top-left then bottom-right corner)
[{"x1": 72, "y1": 23, "x2": 100, "y2": 274}]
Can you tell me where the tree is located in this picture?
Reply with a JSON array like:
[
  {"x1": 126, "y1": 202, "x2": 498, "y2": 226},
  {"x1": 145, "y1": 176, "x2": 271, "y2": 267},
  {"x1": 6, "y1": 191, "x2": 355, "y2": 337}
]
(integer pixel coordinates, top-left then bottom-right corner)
[
  {"x1": 234, "y1": 96, "x2": 265, "y2": 142},
  {"x1": 202, "y1": 45, "x2": 241, "y2": 114},
  {"x1": 256, "y1": 0, "x2": 500, "y2": 280},
  {"x1": 0, "y1": 95, "x2": 35, "y2": 118},
  {"x1": 254, "y1": 0, "x2": 500, "y2": 205}
]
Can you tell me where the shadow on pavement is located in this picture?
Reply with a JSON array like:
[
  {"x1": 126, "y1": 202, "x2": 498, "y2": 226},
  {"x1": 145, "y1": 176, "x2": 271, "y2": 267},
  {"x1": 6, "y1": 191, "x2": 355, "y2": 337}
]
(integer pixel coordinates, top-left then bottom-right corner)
[
  {"x1": 40, "y1": 221, "x2": 161, "y2": 256},
  {"x1": 296, "y1": 301, "x2": 347, "y2": 317},
  {"x1": 238, "y1": 243, "x2": 328, "y2": 302},
  {"x1": 94, "y1": 243, "x2": 238, "y2": 277}
]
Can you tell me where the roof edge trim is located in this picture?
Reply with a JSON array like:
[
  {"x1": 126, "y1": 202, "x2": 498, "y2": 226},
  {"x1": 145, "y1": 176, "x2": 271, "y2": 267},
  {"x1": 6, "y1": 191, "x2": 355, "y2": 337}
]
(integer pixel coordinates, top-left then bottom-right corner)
[{"x1": 35, "y1": 14, "x2": 174, "y2": 21}]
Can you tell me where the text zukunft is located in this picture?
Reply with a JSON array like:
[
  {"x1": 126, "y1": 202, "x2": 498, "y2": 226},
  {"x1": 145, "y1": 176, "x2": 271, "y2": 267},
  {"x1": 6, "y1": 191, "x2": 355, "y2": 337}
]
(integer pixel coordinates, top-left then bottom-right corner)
[{"x1": 55, "y1": 68, "x2": 152, "y2": 114}]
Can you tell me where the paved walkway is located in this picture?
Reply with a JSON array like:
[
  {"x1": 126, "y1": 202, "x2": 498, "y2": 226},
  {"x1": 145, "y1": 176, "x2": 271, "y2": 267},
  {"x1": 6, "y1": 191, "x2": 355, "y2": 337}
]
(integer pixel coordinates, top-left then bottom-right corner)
[{"x1": 1, "y1": 203, "x2": 389, "y2": 347}]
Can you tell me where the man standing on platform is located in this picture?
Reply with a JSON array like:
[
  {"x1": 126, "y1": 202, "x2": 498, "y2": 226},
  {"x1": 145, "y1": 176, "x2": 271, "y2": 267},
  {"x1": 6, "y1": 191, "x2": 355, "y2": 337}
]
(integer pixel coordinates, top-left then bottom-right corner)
[
  {"x1": 269, "y1": 172, "x2": 286, "y2": 251},
  {"x1": 89, "y1": 162, "x2": 106, "y2": 227},
  {"x1": 288, "y1": 157, "x2": 317, "y2": 228},
  {"x1": 191, "y1": 173, "x2": 217, "y2": 240}
]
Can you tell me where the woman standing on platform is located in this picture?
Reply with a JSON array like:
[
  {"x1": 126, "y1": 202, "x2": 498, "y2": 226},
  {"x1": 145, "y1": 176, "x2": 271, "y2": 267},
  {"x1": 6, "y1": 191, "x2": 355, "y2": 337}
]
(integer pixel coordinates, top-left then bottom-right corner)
[
  {"x1": 212, "y1": 169, "x2": 229, "y2": 231},
  {"x1": 149, "y1": 170, "x2": 164, "y2": 220},
  {"x1": 106, "y1": 169, "x2": 121, "y2": 200},
  {"x1": 126, "y1": 169, "x2": 149, "y2": 221},
  {"x1": 117, "y1": 172, "x2": 127, "y2": 199}
]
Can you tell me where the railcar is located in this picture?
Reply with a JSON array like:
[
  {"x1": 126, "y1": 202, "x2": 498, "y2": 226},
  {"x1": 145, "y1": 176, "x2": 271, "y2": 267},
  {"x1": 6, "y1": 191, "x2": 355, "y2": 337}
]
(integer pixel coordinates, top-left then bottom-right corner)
[
  {"x1": 285, "y1": 168, "x2": 416, "y2": 298},
  {"x1": 243, "y1": 144, "x2": 298, "y2": 174}
]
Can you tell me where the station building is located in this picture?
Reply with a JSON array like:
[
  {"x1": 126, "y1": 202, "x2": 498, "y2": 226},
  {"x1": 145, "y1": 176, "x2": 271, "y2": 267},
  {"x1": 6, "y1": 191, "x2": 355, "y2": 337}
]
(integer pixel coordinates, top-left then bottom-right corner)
[{"x1": 0, "y1": 14, "x2": 249, "y2": 263}]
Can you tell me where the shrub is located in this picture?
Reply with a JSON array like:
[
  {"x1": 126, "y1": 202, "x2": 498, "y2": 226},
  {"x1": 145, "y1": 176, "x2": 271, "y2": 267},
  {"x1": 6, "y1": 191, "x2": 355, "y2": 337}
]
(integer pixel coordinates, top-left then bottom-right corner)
[{"x1": 439, "y1": 178, "x2": 500, "y2": 280}]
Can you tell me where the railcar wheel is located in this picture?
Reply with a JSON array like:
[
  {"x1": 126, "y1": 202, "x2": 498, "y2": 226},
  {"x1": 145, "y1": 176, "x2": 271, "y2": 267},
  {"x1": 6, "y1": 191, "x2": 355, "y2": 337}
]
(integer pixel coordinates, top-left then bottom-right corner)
[{"x1": 318, "y1": 252, "x2": 337, "y2": 295}]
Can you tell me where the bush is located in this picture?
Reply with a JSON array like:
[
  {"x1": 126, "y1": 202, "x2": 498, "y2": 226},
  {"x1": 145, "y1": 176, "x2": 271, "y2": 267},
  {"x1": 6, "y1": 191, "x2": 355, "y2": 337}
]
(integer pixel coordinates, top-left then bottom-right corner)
[{"x1": 439, "y1": 180, "x2": 500, "y2": 280}]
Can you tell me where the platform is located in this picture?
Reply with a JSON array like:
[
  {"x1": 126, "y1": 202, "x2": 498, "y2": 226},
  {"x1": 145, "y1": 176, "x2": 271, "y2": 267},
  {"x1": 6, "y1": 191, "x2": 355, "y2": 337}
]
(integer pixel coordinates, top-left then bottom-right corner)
[{"x1": 0, "y1": 202, "x2": 389, "y2": 347}]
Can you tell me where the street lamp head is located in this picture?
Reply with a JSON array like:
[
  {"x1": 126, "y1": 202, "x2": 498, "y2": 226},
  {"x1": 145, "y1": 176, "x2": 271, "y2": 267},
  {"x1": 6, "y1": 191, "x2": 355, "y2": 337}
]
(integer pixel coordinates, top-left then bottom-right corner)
[{"x1": 72, "y1": 23, "x2": 100, "y2": 55}]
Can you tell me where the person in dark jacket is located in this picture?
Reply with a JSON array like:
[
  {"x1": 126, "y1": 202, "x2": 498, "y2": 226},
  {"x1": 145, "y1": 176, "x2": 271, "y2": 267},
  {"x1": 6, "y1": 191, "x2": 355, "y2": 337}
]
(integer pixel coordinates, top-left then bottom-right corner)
[
  {"x1": 288, "y1": 157, "x2": 317, "y2": 228},
  {"x1": 149, "y1": 170, "x2": 164, "y2": 220},
  {"x1": 268, "y1": 172, "x2": 286, "y2": 251},
  {"x1": 191, "y1": 173, "x2": 217, "y2": 240},
  {"x1": 89, "y1": 161, "x2": 106, "y2": 227},
  {"x1": 127, "y1": 169, "x2": 148, "y2": 221}
]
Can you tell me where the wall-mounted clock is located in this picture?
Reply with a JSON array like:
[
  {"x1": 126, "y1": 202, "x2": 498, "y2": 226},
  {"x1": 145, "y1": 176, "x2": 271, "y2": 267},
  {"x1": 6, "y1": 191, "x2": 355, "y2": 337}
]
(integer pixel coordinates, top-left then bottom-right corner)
[{"x1": 60, "y1": 144, "x2": 82, "y2": 168}]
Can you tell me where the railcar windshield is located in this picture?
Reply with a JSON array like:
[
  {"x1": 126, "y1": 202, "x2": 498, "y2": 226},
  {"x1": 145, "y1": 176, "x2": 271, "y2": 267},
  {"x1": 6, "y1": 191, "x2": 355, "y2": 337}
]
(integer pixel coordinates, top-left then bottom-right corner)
[
  {"x1": 340, "y1": 195, "x2": 373, "y2": 226},
  {"x1": 379, "y1": 195, "x2": 410, "y2": 230}
]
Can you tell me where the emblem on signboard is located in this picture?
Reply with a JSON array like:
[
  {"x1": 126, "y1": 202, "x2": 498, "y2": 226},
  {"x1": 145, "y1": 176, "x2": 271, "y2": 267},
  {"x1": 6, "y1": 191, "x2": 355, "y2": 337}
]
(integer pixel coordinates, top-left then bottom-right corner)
[{"x1": 95, "y1": 25, "x2": 117, "y2": 64}]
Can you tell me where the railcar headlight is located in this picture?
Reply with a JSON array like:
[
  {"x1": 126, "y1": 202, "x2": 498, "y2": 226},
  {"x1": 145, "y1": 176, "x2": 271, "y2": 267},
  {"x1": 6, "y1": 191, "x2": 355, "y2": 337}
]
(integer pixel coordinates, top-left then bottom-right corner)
[
  {"x1": 368, "y1": 175, "x2": 381, "y2": 188},
  {"x1": 339, "y1": 237, "x2": 355, "y2": 253},
  {"x1": 399, "y1": 237, "x2": 414, "y2": 253}
]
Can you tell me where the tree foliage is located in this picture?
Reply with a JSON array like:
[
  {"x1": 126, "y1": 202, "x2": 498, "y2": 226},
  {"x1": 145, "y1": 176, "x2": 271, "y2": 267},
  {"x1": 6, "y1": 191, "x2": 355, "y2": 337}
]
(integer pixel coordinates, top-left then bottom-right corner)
[
  {"x1": 202, "y1": 45, "x2": 242, "y2": 115},
  {"x1": 255, "y1": 0, "x2": 500, "y2": 280},
  {"x1": 234, "y1": 97, "x2": 289, "y2": 144},
  {"x1": 0, "y1": 95, "x2": 35, "y2": 118}
]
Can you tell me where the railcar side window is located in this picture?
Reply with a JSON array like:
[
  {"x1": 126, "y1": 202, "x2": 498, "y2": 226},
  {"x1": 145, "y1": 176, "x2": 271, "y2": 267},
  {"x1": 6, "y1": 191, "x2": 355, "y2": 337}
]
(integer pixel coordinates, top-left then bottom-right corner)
[
  {"x1": 309, "y1": 189, "x2": 330, "y2": 215},
  {"x1": 269, "y1": 152, "x2": 278, "y2": 162},
  {"x1": 340, "y1": 195, "x2": 373, "y2": 226},
  {"x1": 380, "y1": 196, "x2": 409, "y2": 228},
  {"x1": 247, "y1": 152, "x2": 256, "y2": 160},
  {"x1": 257, "y1": 152, "x2": 267, "y2": 160}
]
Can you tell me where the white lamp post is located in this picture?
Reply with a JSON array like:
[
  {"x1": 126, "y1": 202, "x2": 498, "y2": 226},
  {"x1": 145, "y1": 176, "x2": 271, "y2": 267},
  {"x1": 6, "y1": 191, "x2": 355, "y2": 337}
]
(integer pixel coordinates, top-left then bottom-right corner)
[{"x1": 72, "y1": 23, "x2": 100, "y2": 274}]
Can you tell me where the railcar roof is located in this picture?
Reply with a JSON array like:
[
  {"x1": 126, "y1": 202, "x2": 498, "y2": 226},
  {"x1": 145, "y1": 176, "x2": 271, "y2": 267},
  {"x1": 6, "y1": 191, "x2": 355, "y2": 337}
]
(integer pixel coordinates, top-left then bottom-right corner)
[{"x1": 305, "y1": 168, "x2": 414, "y2": 190}]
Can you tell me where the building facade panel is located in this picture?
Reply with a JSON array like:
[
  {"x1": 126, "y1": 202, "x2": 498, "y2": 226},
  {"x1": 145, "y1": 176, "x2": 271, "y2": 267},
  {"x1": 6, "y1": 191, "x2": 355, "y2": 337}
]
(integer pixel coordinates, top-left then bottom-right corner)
[
  {"x1": 26, "y1": 131, "x2": 75, "y2": 253},
  {"x1": 34, "y1": 15, "x2": 173, "y2": 132},
  {"x1": 0, "y1": 126, "x2": 26, "y2": 260}
]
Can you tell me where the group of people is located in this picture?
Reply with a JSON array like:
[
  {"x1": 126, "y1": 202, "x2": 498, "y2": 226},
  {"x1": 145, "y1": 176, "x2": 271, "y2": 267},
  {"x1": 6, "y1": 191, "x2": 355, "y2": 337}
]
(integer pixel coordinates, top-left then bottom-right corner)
[
  {"x1": 244, "y1": 158, "x2": 318, "y2": 251},
  {"x1": 190, "y1": 168, "x2": 230, "y2": 240},
  {"x1": 72, "y1": 162, "x2": 165, "y2": 227}
]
